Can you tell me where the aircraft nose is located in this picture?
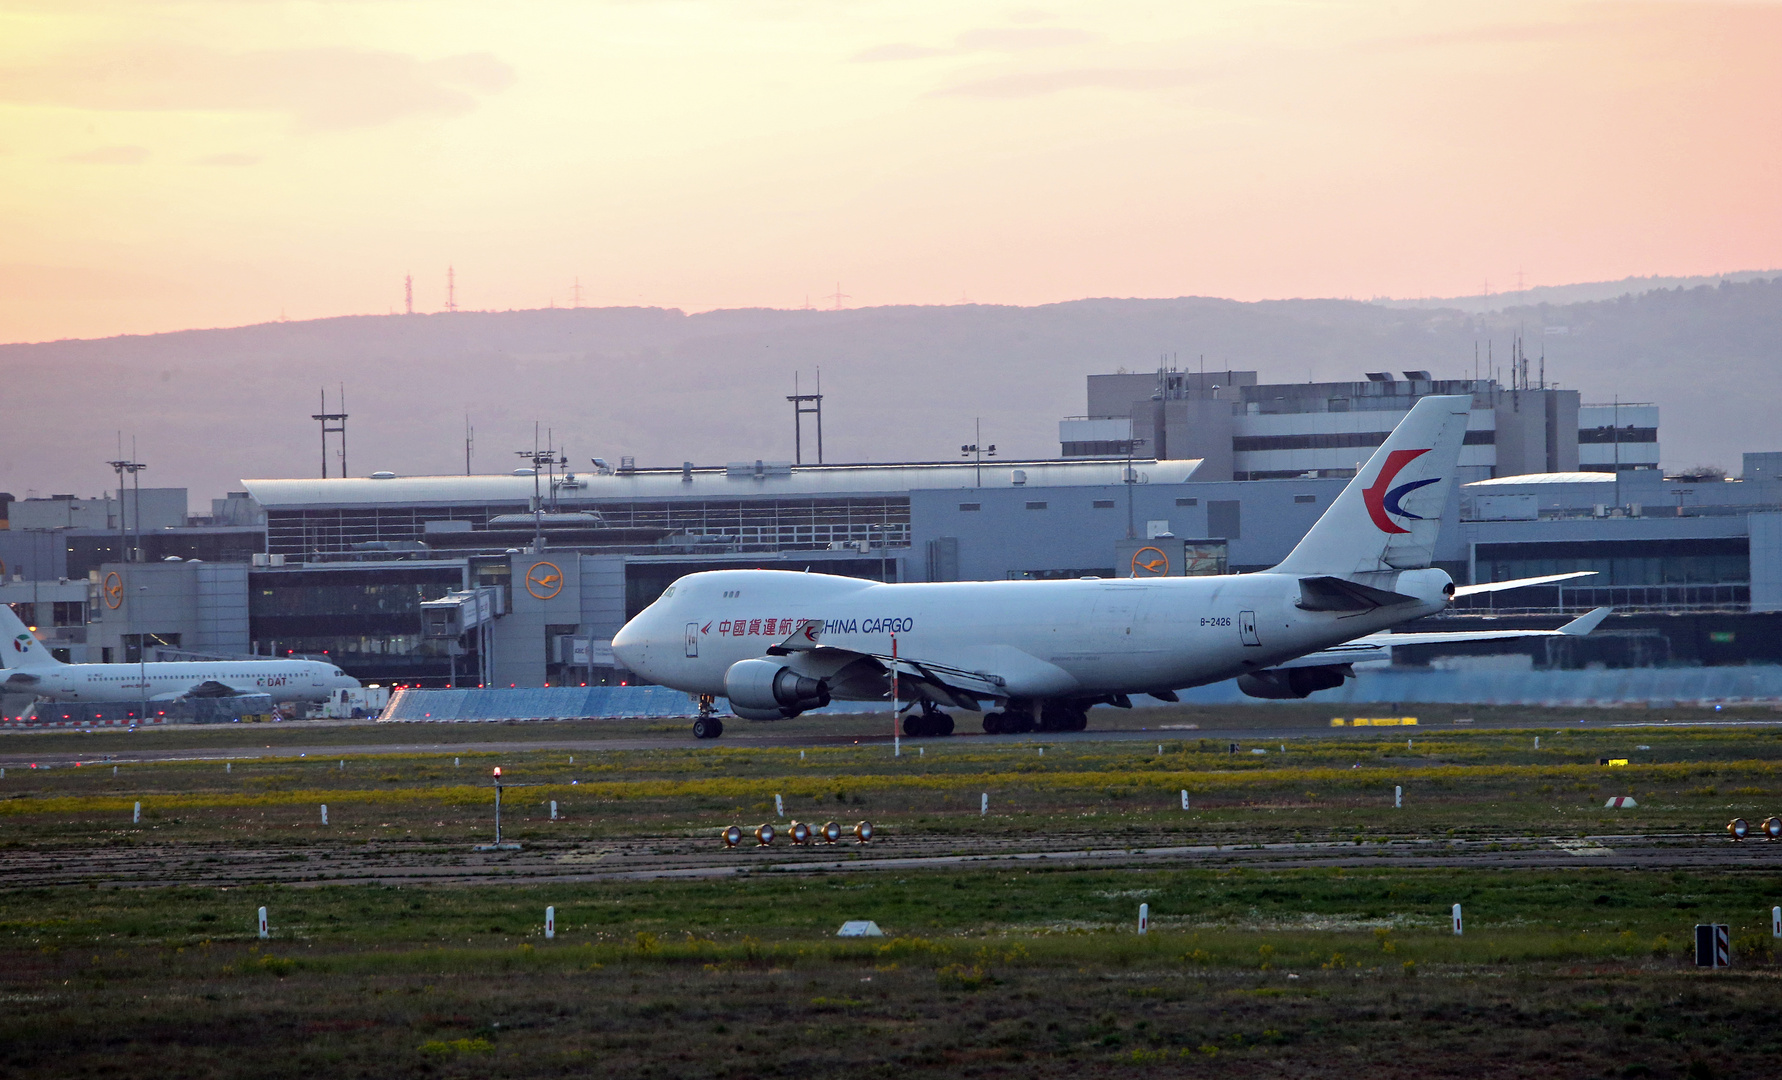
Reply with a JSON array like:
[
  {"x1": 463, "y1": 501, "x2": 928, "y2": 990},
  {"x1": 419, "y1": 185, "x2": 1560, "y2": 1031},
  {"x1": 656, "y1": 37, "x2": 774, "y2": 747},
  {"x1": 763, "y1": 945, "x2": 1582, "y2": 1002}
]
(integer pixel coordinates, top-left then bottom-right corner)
[{"x1": 611, "y1": 616, "x2": 648, "y2": 676}]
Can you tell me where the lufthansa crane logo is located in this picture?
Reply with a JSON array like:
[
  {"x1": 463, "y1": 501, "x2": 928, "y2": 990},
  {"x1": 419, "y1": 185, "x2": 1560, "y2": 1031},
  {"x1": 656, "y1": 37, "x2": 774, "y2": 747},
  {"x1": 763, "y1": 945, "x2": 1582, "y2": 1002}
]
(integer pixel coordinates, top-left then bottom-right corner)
[
  {"x1": 525, "y1": 560, "x2": 564, "y2": 600},
  {"x1": 103, "y1": 571, "x2": 124, "y2": 609},
  {"x1": 1130, "y1": 546, "x2": 1170, "y2": 577}
]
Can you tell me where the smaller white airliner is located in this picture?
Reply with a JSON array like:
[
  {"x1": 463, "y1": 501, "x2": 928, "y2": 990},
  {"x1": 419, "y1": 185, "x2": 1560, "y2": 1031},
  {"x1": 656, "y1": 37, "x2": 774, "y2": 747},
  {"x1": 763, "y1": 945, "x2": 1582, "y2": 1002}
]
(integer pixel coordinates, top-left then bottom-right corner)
[{"x1": 0, "y1": 604, "x2": 359, "y2": 707}]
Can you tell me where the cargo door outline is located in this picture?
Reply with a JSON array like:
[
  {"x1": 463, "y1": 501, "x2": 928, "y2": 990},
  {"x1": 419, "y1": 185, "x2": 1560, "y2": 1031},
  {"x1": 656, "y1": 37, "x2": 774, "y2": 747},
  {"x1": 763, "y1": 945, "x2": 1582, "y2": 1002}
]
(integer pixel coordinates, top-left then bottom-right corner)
[
  {"x1": 685, "y1": 622, "x2": 700, "y2": 658},
  {"x1": 1238, "y1": 610, "x2": 1261, "y2": 646}
]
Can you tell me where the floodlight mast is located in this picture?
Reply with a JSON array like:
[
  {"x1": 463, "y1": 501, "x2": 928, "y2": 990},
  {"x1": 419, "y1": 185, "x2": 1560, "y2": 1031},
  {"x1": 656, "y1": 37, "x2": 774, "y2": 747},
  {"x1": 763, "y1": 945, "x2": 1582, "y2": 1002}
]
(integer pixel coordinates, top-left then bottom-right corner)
[{"x1": 961, "y1": 418, "x2": 995, "y2": 488}]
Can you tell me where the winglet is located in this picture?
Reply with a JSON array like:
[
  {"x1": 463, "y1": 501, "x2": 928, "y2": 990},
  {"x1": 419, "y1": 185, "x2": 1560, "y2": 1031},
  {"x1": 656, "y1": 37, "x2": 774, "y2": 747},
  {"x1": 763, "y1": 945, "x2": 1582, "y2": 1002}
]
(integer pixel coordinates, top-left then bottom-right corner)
[{"x1": 1559, "y1": 607, "x2": 1612, "y2": 636}]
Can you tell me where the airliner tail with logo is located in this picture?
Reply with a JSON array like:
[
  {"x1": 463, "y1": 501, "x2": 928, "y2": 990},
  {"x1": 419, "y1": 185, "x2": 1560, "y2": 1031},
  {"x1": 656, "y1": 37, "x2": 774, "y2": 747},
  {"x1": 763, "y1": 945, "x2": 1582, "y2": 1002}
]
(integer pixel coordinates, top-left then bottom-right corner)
[
  {"x1": 0, "y1": 604, "x2": 360, "y2": 707},
  {"x1": 612, "y1": 396, "x2": 1607, "y2": 738}
]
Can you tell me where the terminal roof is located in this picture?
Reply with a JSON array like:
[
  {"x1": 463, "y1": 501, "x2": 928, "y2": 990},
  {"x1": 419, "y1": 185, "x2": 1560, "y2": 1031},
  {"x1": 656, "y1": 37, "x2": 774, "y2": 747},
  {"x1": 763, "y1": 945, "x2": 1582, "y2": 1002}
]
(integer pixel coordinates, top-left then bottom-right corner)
[{"x1": 243, "y1": 458, "x2": 1205, "y2": 509}]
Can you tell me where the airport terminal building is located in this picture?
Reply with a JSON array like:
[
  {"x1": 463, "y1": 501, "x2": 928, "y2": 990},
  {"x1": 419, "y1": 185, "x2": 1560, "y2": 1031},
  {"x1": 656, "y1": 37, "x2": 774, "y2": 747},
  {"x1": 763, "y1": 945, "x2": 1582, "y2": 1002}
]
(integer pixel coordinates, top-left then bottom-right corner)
[{"x1": 0, "y1": 370, "x2": 1776, "y2": 694}]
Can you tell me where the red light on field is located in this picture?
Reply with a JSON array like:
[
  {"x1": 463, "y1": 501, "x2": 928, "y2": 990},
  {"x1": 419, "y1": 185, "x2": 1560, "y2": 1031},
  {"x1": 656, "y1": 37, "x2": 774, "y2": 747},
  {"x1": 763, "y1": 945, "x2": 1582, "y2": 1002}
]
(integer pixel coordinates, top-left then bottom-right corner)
[{"x1": 492, "y1": 766, "x2": 502, "y2": 778}]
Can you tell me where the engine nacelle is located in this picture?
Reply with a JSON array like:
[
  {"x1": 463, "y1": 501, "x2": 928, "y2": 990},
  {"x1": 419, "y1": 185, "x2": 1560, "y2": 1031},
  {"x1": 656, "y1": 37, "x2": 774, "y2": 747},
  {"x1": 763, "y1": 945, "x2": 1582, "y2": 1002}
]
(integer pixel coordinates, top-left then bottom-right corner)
[
  {"x1": 1236, "y1": 665, "x2": 1349, "y2": 700},
  {"x1": 724, "y1": 658, "x2": 830, "y2": 720}
]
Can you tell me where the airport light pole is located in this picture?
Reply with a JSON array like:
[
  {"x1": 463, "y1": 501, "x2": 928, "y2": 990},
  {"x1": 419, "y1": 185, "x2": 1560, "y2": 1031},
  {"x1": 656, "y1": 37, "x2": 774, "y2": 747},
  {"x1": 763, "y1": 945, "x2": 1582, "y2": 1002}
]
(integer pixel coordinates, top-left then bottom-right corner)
[
  {"x1": 515, "y1": 431, "x2": 567, "y2": 554},
  {"x1": 869, "y1": 523, "x2": 890, "y2": 583},
  {"x1": 106, "y1": 458, "x2": 146, "y2": 564},
  {"x1": 1125, "y1": 436, "x2": 1149, "y2": 540},
  {"x1": 135, "y1": 585, "x2": 147, "y2": 722},
  {"x1": 961, "y1": 419, "x2": 995, "y2": 488}
]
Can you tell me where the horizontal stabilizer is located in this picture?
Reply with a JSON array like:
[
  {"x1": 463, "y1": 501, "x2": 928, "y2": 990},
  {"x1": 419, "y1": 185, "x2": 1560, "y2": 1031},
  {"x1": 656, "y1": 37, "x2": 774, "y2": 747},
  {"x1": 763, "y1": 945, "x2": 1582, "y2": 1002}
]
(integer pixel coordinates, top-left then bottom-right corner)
[
  {"x1": 1451, "y1": 571, "x2": 1598, "y2": 598},
  {"x1": 1558, "y1": 606, "x2": 1612, "y2": 635},
  {"x1": 1297, "y1": 576, "x2": 1419, "y2": 613}
]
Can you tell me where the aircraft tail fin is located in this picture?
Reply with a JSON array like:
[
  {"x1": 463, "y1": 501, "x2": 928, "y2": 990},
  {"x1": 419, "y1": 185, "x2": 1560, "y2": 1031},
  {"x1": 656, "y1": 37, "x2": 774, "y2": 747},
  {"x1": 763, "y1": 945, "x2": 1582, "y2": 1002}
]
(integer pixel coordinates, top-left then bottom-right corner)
[
  {"x1": 1272, "y1": 394, "x2": 1472, "y2": 577},
  {"x1": 0, "y1": 603, "x2": 64, "y2": 670}
]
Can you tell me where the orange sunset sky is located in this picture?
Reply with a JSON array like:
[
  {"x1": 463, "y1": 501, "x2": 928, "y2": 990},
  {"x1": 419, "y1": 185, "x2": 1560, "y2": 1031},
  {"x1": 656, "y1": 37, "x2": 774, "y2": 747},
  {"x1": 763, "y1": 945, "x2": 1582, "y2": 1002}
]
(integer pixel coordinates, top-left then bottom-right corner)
[{"x1": 1, "y1": 0, "x2": 1778, "y2": 344}]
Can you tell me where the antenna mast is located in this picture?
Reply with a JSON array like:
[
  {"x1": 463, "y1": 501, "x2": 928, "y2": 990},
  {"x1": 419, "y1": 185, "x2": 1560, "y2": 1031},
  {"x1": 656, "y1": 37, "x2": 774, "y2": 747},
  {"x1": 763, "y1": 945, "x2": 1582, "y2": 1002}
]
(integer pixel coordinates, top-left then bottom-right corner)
[{"x1": 446, "y1": 266, "x2": 458, "y2": 313}]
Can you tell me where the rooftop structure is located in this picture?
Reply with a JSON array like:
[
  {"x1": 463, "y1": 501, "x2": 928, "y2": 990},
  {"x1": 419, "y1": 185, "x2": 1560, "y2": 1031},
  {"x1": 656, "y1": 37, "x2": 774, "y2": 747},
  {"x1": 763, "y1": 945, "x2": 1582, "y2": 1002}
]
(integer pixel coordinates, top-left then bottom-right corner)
[{"x1": 1063, "y1": 369, "x2": 1660, "y2": 482}]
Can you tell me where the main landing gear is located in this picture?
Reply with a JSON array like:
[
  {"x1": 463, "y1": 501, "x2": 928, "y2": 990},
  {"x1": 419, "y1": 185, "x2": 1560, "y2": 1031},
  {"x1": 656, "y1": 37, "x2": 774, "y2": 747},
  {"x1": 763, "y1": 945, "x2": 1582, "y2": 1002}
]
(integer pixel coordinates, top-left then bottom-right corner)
[
  {"x1": 983, "y1": 700, "x2": 1087, "y2": 734},
  {"x1": 692, "y1": 695, "x2": 724, "y2": 740},
  {"x1": 902, "y1": 702, "x2": 955, "y2": 738}
]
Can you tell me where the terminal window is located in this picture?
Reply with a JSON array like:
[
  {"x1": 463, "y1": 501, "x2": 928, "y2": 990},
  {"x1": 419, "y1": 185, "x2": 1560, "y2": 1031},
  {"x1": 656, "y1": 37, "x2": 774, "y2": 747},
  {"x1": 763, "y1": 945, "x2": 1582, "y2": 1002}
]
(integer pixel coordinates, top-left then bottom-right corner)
[
  {"x1": 1092, "y1": 500, "x2": 1115, "y2": 509},
  {"x1": 1175, "y1": 498, "x2": 1198, "y2": 507},
  {"x1": 1294, "y1": 494, "x2": 1317, "y2": 504},
  {"x1": 1025, "y1": 502, "x2": 1048, "y2": 511},
  {"x1": 958, "y1": 503, "x2": 981, "y2": 512}
]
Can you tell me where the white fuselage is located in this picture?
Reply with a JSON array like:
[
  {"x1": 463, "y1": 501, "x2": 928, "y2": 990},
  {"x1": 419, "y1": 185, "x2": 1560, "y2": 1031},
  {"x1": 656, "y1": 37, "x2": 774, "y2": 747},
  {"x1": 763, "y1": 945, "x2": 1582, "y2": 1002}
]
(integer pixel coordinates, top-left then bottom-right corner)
[
  {"x1": 612, "y1": 567, "x2": 1452, "y2": 703},
  {"x1": 23, "y1": 659, "x2": 358, "y2": 705}
]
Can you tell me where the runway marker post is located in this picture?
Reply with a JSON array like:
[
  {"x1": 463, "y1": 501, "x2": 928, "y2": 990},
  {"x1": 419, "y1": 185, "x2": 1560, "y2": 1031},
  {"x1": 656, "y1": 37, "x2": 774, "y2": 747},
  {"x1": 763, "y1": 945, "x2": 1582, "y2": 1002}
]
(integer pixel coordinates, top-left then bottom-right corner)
[
  {"x1": 550, "y1": 800, "x2": 558, "y2": 821},
  {"x1": 981, "y1": 792, "x2": 988, "y2": 816},
  {"x1": 774, "y1": 794, "x2": 784, "y2": 818},
  {"x1": 1452, "y1": 904, "x2": 1463, "y2": 936},
  {"x1": 320, "y1": 804, "x2": 328, "y2": 825},
  {"x1": 133, "y1": 801, "x2": 140, "y2": 824},
  {"x1": 1138, "y1": 903, "x2": 1149, "y2": 935},
  {"x1": 1395, "y1": 786, "x2": 1402, "y2": 809},
  {"x1": 257, "y1": 907, "x2": 268, "y2": 940},
  {"x1": 545, "y1": 906, "x2": 555, "y2": 940}
]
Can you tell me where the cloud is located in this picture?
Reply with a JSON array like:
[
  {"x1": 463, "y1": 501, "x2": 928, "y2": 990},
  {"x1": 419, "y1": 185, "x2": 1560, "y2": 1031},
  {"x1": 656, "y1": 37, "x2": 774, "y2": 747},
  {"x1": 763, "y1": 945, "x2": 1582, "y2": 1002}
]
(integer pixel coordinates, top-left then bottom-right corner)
[
  {"x1": 938, "y1": 67, "x2": 1199, "y2": 99},
  {"x1": 852, "y1": 24, "x2": 1096, "y2": 63},
  {"x1": 0, "y1": 47, "x2": 515, "y2": 129},
  {"x1": 953, "y1": 27, "x2": 1097, "y2": 51},
  {"x1": 195, "y1": 152, "x2": 258, "y2": 166},
  {"x1": 63, "y1": 145, "x2": 149, "y2": 164},
  {"x1": 851, "y1": 43, "x2": 951, "y2": 63}
]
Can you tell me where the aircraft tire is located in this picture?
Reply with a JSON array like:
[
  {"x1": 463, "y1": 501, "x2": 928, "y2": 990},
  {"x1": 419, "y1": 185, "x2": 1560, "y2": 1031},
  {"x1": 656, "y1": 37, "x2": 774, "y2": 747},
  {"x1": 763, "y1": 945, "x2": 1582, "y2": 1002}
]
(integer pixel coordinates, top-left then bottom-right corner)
[
  {"x1": 936, "y1": 713, "x2": 955, "y2": 736},
  {"x1": 904, "y1": 714, "x2": 930, "y2": 738},
  {"x1": 982, "y1": 711, "x2": 1005, "y2": 734},
  {"x1": 1009, "y1": 710, "x2": 1036, "y2": 735},
  {"x1": 693, "y1": 716, "x2": 724, "y2": 740}
]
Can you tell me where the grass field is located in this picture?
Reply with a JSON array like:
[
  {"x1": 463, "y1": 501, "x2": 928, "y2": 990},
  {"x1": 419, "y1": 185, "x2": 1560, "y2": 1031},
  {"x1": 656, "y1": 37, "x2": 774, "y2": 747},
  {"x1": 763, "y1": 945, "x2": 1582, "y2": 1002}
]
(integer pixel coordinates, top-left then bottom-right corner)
[{"x1": 2, "y1": 708, "x2": 1781, "y2": 1078}]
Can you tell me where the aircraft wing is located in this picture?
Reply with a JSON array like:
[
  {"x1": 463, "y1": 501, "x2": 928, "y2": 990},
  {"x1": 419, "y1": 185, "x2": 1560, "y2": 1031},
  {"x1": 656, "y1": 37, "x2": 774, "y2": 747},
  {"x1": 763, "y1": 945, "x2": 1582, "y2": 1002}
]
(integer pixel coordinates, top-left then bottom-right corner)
[
  {"x1": 177, "y1": 680, "x2": 245, "y2": 699},
  {"x1": 768, "y1": 622, "x2": 1070, "y2": 710},
  {"x1": 1268, "y1": 607, "x2": 1612, "y2": 670}
]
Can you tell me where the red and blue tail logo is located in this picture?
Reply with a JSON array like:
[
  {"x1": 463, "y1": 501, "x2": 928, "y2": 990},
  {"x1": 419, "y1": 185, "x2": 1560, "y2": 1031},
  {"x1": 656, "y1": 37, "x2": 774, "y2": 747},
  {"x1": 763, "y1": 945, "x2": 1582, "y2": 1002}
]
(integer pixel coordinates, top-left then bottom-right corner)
[{"x1": 1362, "y1": 449, "x2": 1440, "y2": 534}]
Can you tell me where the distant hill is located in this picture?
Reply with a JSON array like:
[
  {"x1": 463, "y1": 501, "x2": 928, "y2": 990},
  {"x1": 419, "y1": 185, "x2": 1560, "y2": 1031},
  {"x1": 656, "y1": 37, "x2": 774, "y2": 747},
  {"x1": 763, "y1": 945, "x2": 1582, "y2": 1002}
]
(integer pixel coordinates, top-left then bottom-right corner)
[
  {"x1": 2, "y1": 276, "x2": 1778, "y2": 501},
  {"x1": 1376, "y1": 269, "x2": 1782, "y2": 314}
]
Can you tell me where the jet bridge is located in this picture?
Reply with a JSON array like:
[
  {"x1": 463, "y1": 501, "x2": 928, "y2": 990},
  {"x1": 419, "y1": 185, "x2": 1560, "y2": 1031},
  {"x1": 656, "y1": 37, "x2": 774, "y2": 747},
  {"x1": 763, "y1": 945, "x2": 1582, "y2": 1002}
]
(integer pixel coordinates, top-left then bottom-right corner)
[{"x1": 420, "y1": 587, "x2": 506, "y2": 687}]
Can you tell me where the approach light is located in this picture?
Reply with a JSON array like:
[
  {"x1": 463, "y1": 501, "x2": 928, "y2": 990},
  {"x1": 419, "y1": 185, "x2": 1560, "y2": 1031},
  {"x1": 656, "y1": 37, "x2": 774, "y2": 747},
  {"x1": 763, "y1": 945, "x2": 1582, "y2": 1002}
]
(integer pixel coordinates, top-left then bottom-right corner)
[
  {"x1": 1727, "y1": 817, "x2": 1749, "y2": 841},
  {"x1": 853, "y1": 820, "x2": 874, "y2": 844},
  {"x1": 789, "y1": 821, "x2": 811, "y2": 845},
  {"x1": 822, "y1": 821, "x2": 842, "y2": 844},
  {"x1": 722, "y1": 825, "x2": 743, "y2": 848},
  {"x1": 1764, "y1": 816, "x2": 1782, "y2": 841},
  {"x1": 492, "y1": 767, "x2": 502, "y2": 779},
  {"x1": 755, "y1": 823, "x2": 776, "y2": 847}
]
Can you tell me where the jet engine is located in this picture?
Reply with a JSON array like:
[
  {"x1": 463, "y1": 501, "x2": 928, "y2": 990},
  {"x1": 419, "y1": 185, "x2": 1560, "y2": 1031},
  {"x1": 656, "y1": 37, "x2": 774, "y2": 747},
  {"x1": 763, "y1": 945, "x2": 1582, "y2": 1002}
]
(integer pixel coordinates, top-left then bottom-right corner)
[
  {"x1": 1236, "y1": 665, "x2": 1349, "y2": 700},
  {"x1": 724, "y1": 658, "x2": 831, "y2": 720}
]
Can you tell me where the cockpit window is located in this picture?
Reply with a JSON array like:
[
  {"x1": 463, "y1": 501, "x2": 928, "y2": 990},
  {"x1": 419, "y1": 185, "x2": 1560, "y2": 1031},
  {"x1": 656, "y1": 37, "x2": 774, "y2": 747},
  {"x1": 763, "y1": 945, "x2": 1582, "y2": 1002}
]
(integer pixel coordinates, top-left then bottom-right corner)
[{"x1": 662, "y1": 586, "x2": 676, "y2": 599}]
